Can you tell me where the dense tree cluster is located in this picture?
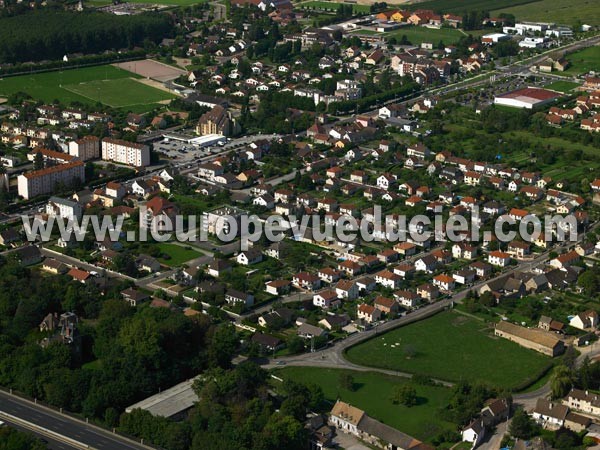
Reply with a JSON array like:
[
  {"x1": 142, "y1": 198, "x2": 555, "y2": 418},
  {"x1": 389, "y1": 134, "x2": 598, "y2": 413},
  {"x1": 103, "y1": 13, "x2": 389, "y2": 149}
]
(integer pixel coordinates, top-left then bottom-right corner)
[
  {"x1": 0, "y1": 255, "x2": 214, "y2": 421},
  {"x1": 0, "y1": 427, "x2": 47, "y2": 450},
  {"x1": 0, "y1": 11, "x2": 173, "y2": 63},
  {"x1": 440, "y1": 381, "x2": 508, "y2": 426},
  {"x1": 119, "y1": 363, "x2": 321, "y2": 450},
  {"x1": 0, "y1": 256, "x2": 317, "y2": 450}
]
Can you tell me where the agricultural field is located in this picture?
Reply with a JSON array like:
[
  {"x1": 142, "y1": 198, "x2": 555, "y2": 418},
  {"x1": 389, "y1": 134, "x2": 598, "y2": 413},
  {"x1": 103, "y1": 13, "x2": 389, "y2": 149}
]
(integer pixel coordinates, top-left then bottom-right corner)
[
  {"x1": 493, "y1": 0, "x2": 600, "y2": 26},
  {"x1": 350, "y1": 25, "x2": 464, "y2": 45},
  {"x1": 274, "y1": 367, "x2": 456, "y2": 442},
  {"x1": 407, "y1": 0, "x2": 536, "y2": 14},
  {"x1": 299, "y1": 1, "x2": 371, "y2": 13},
  {"x1": 0, "y1": 65, "x2": 175, "y2": 112},
  {"x1": 345, "y1": 311, "x2": 552, "y2": 389}
]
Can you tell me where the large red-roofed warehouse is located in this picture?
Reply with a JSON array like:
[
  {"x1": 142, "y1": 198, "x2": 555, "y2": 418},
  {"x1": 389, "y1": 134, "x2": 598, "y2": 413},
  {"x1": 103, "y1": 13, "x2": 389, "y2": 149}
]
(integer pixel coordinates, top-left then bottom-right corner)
[{"x1": 494, "y1": 87, "x2": 562, "y2": 109}]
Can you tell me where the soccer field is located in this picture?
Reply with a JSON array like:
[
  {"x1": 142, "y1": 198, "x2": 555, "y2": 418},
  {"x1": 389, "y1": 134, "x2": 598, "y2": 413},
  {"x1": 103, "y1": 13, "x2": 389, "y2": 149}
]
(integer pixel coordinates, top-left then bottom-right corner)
[
  {"x1": 353, "y1": 25, "x2": 466, "y2": 45},
  {"x1": 345, "y1": 311, "x2": 552, "y2": 389},
  {"x1": 0, "y1": 64, "x2": 174, "y2": 112},
  {"x1": 63, "y1": 78, "x2": 173, "y2": 108}
]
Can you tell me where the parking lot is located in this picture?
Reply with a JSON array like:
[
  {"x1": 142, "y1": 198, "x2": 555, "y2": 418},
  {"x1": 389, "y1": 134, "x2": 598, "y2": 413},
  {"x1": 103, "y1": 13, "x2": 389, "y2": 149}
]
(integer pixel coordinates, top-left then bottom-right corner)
[
  {"x1": 153, "y1": 138, "x2": 214, "y2": 164},
  {"x1": 152, "y1": 132, "x2": 282, "y2": 169}
]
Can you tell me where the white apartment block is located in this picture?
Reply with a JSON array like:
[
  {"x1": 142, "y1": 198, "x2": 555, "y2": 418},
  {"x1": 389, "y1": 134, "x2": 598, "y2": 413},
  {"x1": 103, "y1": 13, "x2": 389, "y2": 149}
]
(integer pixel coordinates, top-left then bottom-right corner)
[
  {"x1": 101, "y1": 138, "x2": 150, "y2": 167},
  {"x1": 46, "y1": 196, "x2": 83, "y2": 221},
  {"x1": 18, "y1": 161, "x2": 85, "y2": 199},
  {"x1": 69, "y1": 135, "x2": 100, "y2": 161}
]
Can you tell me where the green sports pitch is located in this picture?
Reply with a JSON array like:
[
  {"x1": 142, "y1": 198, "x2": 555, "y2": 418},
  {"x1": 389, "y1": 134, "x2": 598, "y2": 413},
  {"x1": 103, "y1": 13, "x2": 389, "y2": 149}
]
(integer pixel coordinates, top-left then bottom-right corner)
[
  {"x1": 63, "y1": 78, "x2": 173, "y2": 108},
  {"x1": 0, "y1": 64, "x2": 175, "y2": 112}
]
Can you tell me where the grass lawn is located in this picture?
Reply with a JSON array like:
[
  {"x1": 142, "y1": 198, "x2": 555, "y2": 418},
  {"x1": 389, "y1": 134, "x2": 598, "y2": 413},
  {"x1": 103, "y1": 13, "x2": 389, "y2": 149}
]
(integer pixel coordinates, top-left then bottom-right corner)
[
  {"x1": 155, "y1": 242, "x2": 201, "y2": 266},
  {"x1": 350, "y1": 26, "x2": 465, "y2": 45},
  {"x1": 275, "y1": 367, "x2": 457, "y2": 442},
  {"x1": 345, "y1": 311, "x2": 551, "y2": 389},
  {"x1": 63, "y1": 78, "x2": 173, "y2": 108},
  {"x1": 561, "y1": 46, "x2": 600, "y2": 76},
  {"x1": 0, "y1": 65, "x2": 173, "y2": 112},
  {"x1": 544, "y1": 80, "x2": 581, "y2": 93},
  {"x1": 494, "y1": 0, "x2": 600, "y2": 25},
  {"x1": 386, "y1": 26, "x2": 465, "y2": 46}
]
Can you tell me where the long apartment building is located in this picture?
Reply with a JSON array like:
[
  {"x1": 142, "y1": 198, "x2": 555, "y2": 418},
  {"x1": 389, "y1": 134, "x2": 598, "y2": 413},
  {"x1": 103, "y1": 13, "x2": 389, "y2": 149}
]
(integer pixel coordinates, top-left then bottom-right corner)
[
  {"x1": 28, "y1": 148, "x2": 75, "y2": 165},
  {"x1": 69, "y1": 135, "x2": 100, "y2": 161},
  {"x1": 101, "y1": 138, "x2": 150, "y2": 167},
  {"x1": 18, "y1": 161, "x2": 85, "y2": 199}
]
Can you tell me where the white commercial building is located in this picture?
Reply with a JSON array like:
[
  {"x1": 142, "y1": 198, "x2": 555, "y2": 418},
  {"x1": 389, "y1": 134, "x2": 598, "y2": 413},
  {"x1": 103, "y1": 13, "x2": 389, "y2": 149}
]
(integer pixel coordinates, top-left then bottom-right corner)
[
  {"x1": 519, "y1": 37, "x2": 547, "y2": 48},
  {"x1": 101, "y1": 138, "x2": 150, "y2": 167},
  {"x1": 482, "y1": 33, "x2": 512, "y2": 44},
  {"x1": 18, "y1": 161, "x2": 85, "y2": 199},
  {"x1": 494, "y1": 87, "x2": 561, "y2": 109},
  {"x1": 188, "y1": 134, "x2": 226, "y2": 148},
  {"x1": 515, "y1": 22, "x2": 551, "y2": 34}
]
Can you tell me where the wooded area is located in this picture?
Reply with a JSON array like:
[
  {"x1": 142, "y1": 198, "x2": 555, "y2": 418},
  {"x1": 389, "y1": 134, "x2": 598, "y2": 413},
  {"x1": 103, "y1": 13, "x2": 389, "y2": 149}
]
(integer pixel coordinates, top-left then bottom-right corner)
[{"x1": 0, "y1": 11, "x2": 173, "y2": 63}]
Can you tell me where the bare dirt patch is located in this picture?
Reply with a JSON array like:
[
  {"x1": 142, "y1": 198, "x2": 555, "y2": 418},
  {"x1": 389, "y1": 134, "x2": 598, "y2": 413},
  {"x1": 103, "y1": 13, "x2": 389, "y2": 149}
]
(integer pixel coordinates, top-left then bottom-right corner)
[{"x1": 112, "y1": 59, "x2": 186, "y2": 82}]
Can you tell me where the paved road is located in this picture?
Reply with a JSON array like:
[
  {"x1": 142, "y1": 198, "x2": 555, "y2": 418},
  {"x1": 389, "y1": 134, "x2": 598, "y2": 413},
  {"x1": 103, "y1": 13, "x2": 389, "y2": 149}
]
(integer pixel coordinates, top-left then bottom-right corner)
[
  {"x1": 1, "y1": 417, "x2": 76, "y2": 450},
  {"x1": 0, "y1": 391, "x2": 151, "y2": 450}
]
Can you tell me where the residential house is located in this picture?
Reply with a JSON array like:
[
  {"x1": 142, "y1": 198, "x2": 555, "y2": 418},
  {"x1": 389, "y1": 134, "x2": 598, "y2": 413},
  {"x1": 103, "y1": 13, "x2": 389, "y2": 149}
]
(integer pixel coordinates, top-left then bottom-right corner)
[
  {"x1": 313, "y1": 289, "x2": 340, "y2": 309},
  {"x1": 297, "y1": 323, "x2": 327, "y2": 339},
  {"x1": 532, "y1": 398, "x2": 568, "y2": 428},
  {"x1": 207, "y1": 258, "x2": 232, "y2": 278},
  {"x1": 251, "y1": 333, "x2": 283, "y2": 352},
  {"x1": 373, "y1": 296, "x2": 399, "y2": 316},
  {"x1": 394, "y1": 290, "x2": 419, "y2": 308},
  {"x1": 433, "y1": 274, "x2": 455, "y2": 292},
  {"x1": 569, "y1": 310, "x2": 599, "y2": 331},
  {"x1": 265, "y1": 280, "x2": 291, "y2": 296},
  {"x1": 357, "y1": 304, "x2": 381, "y2": 323},
  {"x1": 374, "y1": 270, "x2": 402, "y2": 289},
  {"x1": 335, "y1": 280, "x2": 359, "y2": 300},
  {"x1": 488, "y1": 250, "x2": 511, "y2": 267},
  {"x1": 225, "y1": 289, "x2": 254, "y2": 307},
  {"x1": 293, "y1": 272, "x2": 321, "y2": 290},
  {"x1": 237, "y1": 248, "x2": 263, "y2": 266}
]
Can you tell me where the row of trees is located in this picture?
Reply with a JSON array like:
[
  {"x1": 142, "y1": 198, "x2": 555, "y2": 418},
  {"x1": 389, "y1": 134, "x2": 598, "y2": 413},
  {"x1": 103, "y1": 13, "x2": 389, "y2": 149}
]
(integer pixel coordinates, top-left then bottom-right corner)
[{"x1": 0, "y1": 11, "x2": 173, "y2": 63}]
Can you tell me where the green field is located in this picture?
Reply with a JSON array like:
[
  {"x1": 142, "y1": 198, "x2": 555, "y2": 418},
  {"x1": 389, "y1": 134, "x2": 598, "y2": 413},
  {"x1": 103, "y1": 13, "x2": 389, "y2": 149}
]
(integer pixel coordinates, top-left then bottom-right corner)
[
  {"x1": 350, "y1": 25, "x2": 465, "y2": 45},
  {"x1": 299, "y1": 1, "x2": 371, "y2": 13},
  {"x1": 155, "y1": 243, "x2": 202, "y2": 266},
  {"x1": 275, "y1": 367, "x2": 456, "y2": 442},
  {"x1": 494, "y1": 0, "x2": 600, "y2": 26},
  {"x1": 64, "y1": 78, "x2": 173, "y2": 108},
  {"x1": 408, "y1": 0, "x2": 537, "y2": 14},
  {"x1": 0, "y1": 65, "x2": 174, "y2": 112},
  {"x1": 544, "y1": 80, "x2": 581, "y2": 93},
  {"x1": 561, "y1": 46, "x2": 600, "y2": 76},
  {"x1": 345, "y1": 311, "x2": 551, "y2": 389}
]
